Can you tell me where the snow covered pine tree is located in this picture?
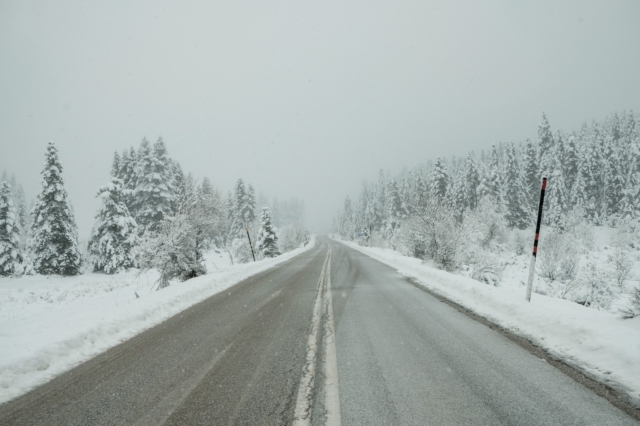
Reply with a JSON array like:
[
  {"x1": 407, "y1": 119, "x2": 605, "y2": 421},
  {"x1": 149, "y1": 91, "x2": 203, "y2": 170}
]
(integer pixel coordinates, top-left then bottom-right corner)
[
  {"x1": 29, "y1": 142, "x2": 83, "y2": 275},
  {"x1": 88, "y1": 178, "x2": 139, "y2": 274},
  {"x1": 257, "y1": 206, "x2": 280, "y2": 257},
  {"x1": 0, "y1": 181, "x2": 23, "y2": 276},
  {"x1": 132, "y1": 137, "x2": 175, "y2": 234}
]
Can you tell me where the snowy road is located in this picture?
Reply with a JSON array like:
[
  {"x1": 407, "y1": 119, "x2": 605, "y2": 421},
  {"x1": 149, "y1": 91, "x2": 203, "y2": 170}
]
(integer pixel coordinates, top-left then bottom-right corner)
[{"x1": 0, "y1": 237, "x2": 637, "y2": 425}]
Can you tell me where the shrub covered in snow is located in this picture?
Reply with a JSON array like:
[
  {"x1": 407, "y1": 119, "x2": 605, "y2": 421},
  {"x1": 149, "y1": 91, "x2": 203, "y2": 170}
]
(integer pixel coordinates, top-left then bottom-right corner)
[
  {"x1": 279, "y1": 221, "x2": 308, "y2": 252},
  {"x1": 138, "y1": 213, "x2": 206, "y2": 288},
  {"x1": 608, "y1": 247, "x2": 633, "y2": 287},
  {"x1": 576, "y1": 258, "x2": 619, "y2": 310},
  {"x1": 137, "y1": 179, "x2": 227, "y2": 288},
  {"x1": 229, "y1": 236, "x2": 253, "y2": 264},
  {"x1": 399, "y1": 200, "x2": 470, "y2": 271},
  {"x1": 538, "y1": 231, "x2": 580, "y2": 282},
  {"x1": 620, "y1": 286, "x2": 640, "y2": 319}
]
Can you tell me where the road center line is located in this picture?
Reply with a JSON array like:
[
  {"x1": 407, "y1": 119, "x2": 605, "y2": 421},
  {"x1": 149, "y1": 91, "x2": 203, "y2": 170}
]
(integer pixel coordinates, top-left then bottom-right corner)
[
  {"x1": 293, "y1": 249, "x2": 330, "y2": 426},
  {"x1": 323, "y1": 249, "x2": 341, "y2": 426}
]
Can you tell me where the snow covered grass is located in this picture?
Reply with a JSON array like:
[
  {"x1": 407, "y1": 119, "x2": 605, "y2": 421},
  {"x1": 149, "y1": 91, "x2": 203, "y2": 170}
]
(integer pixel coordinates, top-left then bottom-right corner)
[
  {"x1": 471, "y1": 224, "x2": 640, "y2": 313},
  {"x1": 338, "y1": 237, "x2": 640, "y2": 407},
  {"x1": 0, "y1": 237, "x2": 314, "y2": 404}
]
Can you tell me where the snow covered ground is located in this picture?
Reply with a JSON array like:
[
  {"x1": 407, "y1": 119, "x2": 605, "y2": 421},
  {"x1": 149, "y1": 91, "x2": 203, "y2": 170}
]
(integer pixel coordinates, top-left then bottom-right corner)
[
  {"x1": 337, "y1": 238, "x2": 640, "y2": 407},
  {"x1": 0, "y1": 237, "x2": 314, "y2": 404}
]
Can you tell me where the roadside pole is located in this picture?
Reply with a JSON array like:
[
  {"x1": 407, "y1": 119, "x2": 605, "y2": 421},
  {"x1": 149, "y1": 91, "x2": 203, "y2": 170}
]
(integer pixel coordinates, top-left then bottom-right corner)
[
  {"x1": 246, "y1": 227, "x2": 256, "y2": 262},
  {"x1": 526, "y1": 177, "x2": 547, "y2": 302}
]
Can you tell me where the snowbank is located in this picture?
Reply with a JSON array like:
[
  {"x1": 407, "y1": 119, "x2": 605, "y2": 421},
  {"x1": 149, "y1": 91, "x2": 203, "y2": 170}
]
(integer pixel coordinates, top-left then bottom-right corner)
[
  {"x1": 338, "y1": 239, "x2": 640, "y2": 406},
  {"x1": 0, "y1": 237, "x2": 314, "y2": 404}
]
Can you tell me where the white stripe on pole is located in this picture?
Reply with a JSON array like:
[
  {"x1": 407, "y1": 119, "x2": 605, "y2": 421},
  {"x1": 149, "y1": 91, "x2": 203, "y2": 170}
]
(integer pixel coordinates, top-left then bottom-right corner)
[{"x1": 526, "y1": 254, "x2": 536, "y2": 302}]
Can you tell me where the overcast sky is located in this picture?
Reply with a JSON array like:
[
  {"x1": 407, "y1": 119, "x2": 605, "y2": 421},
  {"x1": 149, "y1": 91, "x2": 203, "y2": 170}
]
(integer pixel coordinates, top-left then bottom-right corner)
[{"x1": 1, "y1": 0, "x2": 640, "y2": 237}]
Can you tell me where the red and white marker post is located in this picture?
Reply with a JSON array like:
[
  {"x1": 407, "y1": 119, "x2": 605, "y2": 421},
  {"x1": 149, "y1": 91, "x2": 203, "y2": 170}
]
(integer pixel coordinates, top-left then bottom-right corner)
[
  {"x1": 246, "y1": 227, "x2": 256, "y2": 262},
  {"x1": 526, "y1": 177, "x2": 547, "y2": 302}
]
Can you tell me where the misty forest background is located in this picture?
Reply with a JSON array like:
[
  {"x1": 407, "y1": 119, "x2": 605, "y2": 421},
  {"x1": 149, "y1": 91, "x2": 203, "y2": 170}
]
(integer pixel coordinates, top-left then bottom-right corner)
[
  {"x1": 334, "y1": 111, "x2": 640, "y2": 317},
  {"x1": 3, "y1": 109, "x2": 640, "y2": 317},
  {"x1": 0, "y1": 137, "x2": 308, "y2": 287}
]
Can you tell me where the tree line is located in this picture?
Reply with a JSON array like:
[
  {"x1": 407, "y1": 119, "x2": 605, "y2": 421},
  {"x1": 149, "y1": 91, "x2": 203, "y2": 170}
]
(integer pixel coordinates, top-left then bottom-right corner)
[
  {"x1": 335, "y1": 111, "x2": 640, "y2": 240},
  {"x1": 0, "y1": 138, "x2": 307, "y2": 285}
]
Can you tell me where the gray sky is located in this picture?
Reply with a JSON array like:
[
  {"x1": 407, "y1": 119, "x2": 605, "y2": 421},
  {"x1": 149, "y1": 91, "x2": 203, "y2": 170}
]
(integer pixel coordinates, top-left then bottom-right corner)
[{"x1": 1, "y1": 0, "x2": 640, "y2": 237}]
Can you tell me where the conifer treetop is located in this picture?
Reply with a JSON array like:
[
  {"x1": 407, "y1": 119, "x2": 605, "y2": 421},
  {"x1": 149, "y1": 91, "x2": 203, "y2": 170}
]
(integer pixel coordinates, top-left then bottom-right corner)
[
  {"x1": 0, "y1": 181, "x2": 24, "y2": 276},
  {"x1": 257, "y1": 206, "x2": 280, "y2": 258},
  {"x1": 29, "y1": 142, "x2": 83, "y2": 275},
  {"x1": 89, "y1": 178, "x2": 138, "y2": 274}
]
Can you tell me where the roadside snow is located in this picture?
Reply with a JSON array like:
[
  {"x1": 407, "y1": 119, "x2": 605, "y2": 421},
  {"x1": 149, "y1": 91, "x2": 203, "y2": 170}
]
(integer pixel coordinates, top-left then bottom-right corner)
[
  {"x1": 0, "y1": 238, "x2": 314, "y2": 404},
  {"x1": 338, "y1": 239, "x2": 640, "y2": 406}
]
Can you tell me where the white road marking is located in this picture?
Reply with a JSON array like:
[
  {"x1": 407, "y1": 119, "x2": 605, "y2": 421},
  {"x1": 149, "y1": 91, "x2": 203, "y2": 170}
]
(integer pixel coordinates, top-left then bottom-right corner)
[
  {"x1": 293, "y1": 248, "x2": 342, "y2": 426},
  {"x1": 293, "y1": 250, "x2": 330, "y2": 426},
  {"x1": 323, "y1": 249, "x2": 341, "y2": 426}
]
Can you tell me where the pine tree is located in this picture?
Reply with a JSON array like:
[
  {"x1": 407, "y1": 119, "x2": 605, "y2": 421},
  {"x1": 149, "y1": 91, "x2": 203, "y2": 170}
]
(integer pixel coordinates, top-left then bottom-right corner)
[
  {"x1": 564, "y1": 134, "x2": 579, "y2": 192},
  {"x1": 523, "y1": 138, "x2": 539, "y2": 212},
  {"x1": 584, "y1": 123, "x2": 607, "y2": 223},
  {"x1": 172, "y1": 162, "x2": 188, "y2": 211},
  {"x1": 384, "y1": 178, "x2": 405, "y2": 238},
  {"x1": 569, "y1": 160, "x2": 588, "y2": 214},
  {"x1": 465, "y1": 152, "x2": 480, "y2": 210},
  {"x1": 111, "y1": 151, "x2": 121, "y2": 178},
  {"x1": 450, "y1": 170, "x2": 467, "y2": 222},
  {"x1": 429, "y1": 157, "x2": 449, "y2": 202},
  {"x1": 88, "y1": 178, "x2": 138, "y2": 274},
  {"x1": 581, "y1": 130, "x2": 598, "y2": 222},
  {"x1": 538, "y1": 112, "x2": 555, "y2": 178},
  {"x1": 413, "y1": 172, "x2": 428, "y2": 212},
  {"x1": 399, "y1": 170, "x2": 412, "y2": 214},
  {"x1": 118, "y1": 148, "x2": 137, "y2": 212},
  {"x1": 374, "y1": 170, "x2": 387, "y2": 231},
  {"x1": 6, "y1": 174, "x2": 28, "y2": 233},
  {"x1": 620, "y1": 111, "x2": 638, "y2": 180},
  {"x1": 132, "y1": 137, "x2": 175, "y2": 233},
  {"x1": 359, "y1": 183, "x2": 375, "y2": 230},
  {"x1": 234, "y1": 179, "x2": 248, "y2": 221},
  {"x1": 340, "y1": 196, "x2": 355, "y2": 239},
  {"x1": 257, "y1": 207, "x2": 280, "y2": 257},
  {"x1": 0, "y1": 182, "x2": 23, "y2": 276},
  {"x1": 29, "y1": 142, "x2": 83, "y2": 275},
  {"x1": 604, "y1": 135, "x2": 624, "y2": 218},
  {"x1": 476, "y1": 163, "x2": 490, "y2": 201},
  {"x1": 486, "y1": 145, "x2": 504, "y2": 211},
  {"x1": 228, "y1": 179, "x2": 249, "y2": 240},
  {"x1": 546, "y1": 156, "x2": 568, "y2": 230},
  {"x1": 504, "y1": 142, "x2": 529, "y2": 229},
  {"x1": 246, "y1": 184, "x2": 257, "y2": 223},
  {"x1": 555, "y1": 130, "x2": 566, "y2": 168},
  {"x1": 197, "y1": 176, "x2": 227, "y2": 245},
  {"x1": 125, "y1": 147, "x2": 138, "y2": 185},
  {"x1": 621, "y1": 139, "x2": 640, "y2": 219},
  {"x1": 271, "y1": 197, "x2": 281, "y2": 227}
]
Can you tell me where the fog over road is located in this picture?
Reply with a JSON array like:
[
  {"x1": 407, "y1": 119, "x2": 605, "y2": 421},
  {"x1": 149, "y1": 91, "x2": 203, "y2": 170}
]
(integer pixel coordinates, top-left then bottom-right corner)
[{"x1": 0, "y1": 238, "x2": 637, "y2": 425}]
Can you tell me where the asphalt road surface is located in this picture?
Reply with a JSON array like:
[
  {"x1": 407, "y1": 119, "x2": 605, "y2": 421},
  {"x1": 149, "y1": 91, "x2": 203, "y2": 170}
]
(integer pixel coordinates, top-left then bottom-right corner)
[{"x1": 0, "y1": 237, "x2": 637, "y2": 425}]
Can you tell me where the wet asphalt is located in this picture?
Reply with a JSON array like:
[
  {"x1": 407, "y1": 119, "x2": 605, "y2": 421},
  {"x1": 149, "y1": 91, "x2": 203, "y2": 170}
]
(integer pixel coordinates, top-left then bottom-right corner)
[{"x1": 0, "y1": 237, "x2": 637, "y2": 425}]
